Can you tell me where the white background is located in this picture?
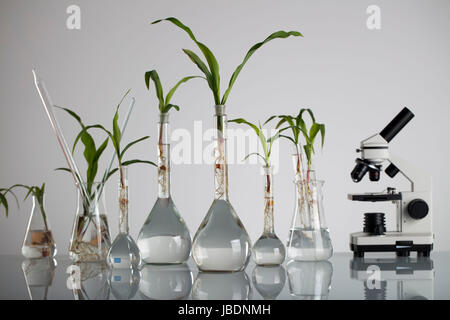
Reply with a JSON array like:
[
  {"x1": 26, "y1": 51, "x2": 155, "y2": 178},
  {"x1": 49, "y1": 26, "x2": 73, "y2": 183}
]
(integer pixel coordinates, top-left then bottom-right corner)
[{"x1": 0, "y1": 0, "x2": 449, "y2": 255}]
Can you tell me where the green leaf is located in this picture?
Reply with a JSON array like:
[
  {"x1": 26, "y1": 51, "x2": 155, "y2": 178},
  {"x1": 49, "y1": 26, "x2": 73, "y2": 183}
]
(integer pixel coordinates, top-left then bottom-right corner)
[
  {"x1": 55, "y1": 106, "x2": 85, "y2": 129},
  {"x1": 182, "y1": 49, "x2": 216, "y2": 101},
  {"x1": 152, "y1": 17, "x2": 220, "y2": 104},
  {"x1": 165, "y1": 76, "x2": 203, "y2": 106},
  {"x1": 145, "y1": 70, "x2": 165, "y2": 111},
  {"x1": 55, "y1": 167, "x2": 72, "y2": 173},
  {"x1": 319, "y1": 123, "x2": 326, "y2": 148},
  {"x1": 86, "y1": 138, "x2": 109, "y2": 191},
  {"x1": 263, "y1": 115, "x2": 277, "y2": 126},
  {"x1": 121, "y1": 159, "x2": 157, "y2": 167},
  {"x1": 221, "y1": 30, "x2": 302, "y2": 104},
  {"x1": 279, "y1": 134, "x2": 297, "y2": 145},
  {"x1": 0, "y1": 193, "x2": 8, "y2": 217},
  {"x1": 242, "y1": 152, "x2": 266, "y2": 164},
  {"x1": 162, "y1": 104, "x2": 180, "y2": 113},
  {"x1": 120, "y1": 136, "x2": 149, "y2": 159}
]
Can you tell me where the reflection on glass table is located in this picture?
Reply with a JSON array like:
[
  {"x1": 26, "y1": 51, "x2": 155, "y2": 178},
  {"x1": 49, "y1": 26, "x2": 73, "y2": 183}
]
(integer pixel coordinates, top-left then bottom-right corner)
[
  {"x1": 139, "y1": 263, "x2": 192, "y2": 300},
  {"x1": 192, "y1": 271, "x2": 252, "y2": 300},
  {"x1": 22, "y1": 258, "x2": 56, "y2": 300},
  {"x1": 286, "y1": 260, "x2": 333, "y2": 300},
  {"x1": 3, "y1": 253, "x2": 448, "y2": 300},
  {"x1": 68, "y1": 262, "x2": 110, "y2": 300},
  {"x1": 350, "y1": 256, "x2": 434, "y2": 300},
  {"x1": 251, "y1": 266, "x2": 286, "y2": 299},
  {"x1": 109, "y1": 267, "x2": 140, "y2": 300}
]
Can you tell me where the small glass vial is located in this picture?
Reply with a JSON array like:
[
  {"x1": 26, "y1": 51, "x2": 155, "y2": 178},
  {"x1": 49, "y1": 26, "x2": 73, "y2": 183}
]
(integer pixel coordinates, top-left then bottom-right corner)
[
  {"x1": 252, "y1": 165, "x2": 285, "y2": 266},
  {"x1": 107, "y1": 167, "x2": 141, "y2": 269}
]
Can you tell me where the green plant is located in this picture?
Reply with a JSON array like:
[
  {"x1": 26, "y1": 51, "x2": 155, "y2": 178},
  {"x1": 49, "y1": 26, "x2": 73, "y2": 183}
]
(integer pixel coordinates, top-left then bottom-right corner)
[
  {"x1": 57, "y1": 90, "x2": 155, "y2": 197},
  {"x1": 265, "y1": 108, "x2": 325, "y2": 173},
  {"x1": 151, "y1": 17, "x2": 302, "y2": 106},
  {"x1": 1, "y1": 184, "x2": 48, "y2": 230},
  {"x1": 228, "y1": 118, "x2": 280, "y2": 167},
  {"x1": 144, "y1": 69, "x2": 202, "y2": 114},
  {"x1": 71, "y1": 90, "x2": 156, "y2": 189}
]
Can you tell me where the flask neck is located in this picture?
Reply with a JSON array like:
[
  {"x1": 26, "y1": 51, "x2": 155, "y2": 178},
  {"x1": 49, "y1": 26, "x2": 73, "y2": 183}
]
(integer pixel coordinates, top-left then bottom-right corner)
[
  {"x1": 118, "y1": 167, "x2": 129, "y2": 234},
  {"x1": 30, "y1": 195, "x2": 49, "y2": 232},
  {"x1": 158, "y1": 114, "x2": 171, "y2": 198},
  {"x1": 263, "y1": 166, "x2": 275, "y2": 235},
  {"x1": 78, "y1": 182, "x2": 104, "y2": 216},
  {"x1": 213, "y1": 105, "x2": 229, "y2": 200}
]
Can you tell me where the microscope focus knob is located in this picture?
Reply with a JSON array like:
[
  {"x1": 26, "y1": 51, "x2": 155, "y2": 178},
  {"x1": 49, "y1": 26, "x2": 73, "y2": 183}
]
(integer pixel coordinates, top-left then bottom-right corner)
[{"x1": 408, "y1": 199, "x2": 429, "y2": 220}]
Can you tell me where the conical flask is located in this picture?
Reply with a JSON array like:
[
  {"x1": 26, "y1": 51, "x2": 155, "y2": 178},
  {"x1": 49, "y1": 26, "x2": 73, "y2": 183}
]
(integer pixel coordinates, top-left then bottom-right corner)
[
  {"x1": 107, "y1": 167, "x2": 141, "y2": 269},
  {"x1": 287, "y1": 151, "x2": 333, "y2": 261},
  {"x1": 192, "y1": 105, "x2": 251, "y2": 272},
  {"x1": 22, "y1": 258, "x2": 56, "y2": 300},
  {"x1": 21, "y1": 195, "x2": 56, "y2": 259},
  {"x1": 137, "y1": 113, "x2": 191, "y2": 264},
  {"x1": 252, "y1": 165, "x2": 285, "y2": 266},
  {"x1": 69, "y1": 182, "x2": 111, "y2": 262}
]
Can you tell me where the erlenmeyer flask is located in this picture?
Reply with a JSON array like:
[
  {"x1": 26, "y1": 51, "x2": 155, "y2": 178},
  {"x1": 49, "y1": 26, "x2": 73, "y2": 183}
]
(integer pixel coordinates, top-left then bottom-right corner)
[
  {"x1": 137, "y1": 113, "x2": 191, "y2": 264},
  {"x1": 107, "y1": 167, "x2": 141, "y2": 268},
  {"x1": 192, "y1": 105, "x2": 251, "y2": 272},
  {"x1": 287, "y1": 152, "x2": 333, "y2": 261},
  {"x1": 69, "y1": 183, "x2": 111, "y2": 262},
  {"x1": 22, "y1": 258, "x2": 56, "y2": 300},
  {"x1": 21, "y1": 195, "x2": 56, "y2": 259},
  {"x1": 252, "y1": 165, "x2": 285, "y2": 266}
]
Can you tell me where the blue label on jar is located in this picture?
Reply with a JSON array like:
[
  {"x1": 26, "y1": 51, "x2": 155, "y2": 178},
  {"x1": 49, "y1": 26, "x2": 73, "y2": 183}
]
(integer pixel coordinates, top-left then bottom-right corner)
[{"x1": 114, "y1": 257, "x2": 121, "y2": 263}]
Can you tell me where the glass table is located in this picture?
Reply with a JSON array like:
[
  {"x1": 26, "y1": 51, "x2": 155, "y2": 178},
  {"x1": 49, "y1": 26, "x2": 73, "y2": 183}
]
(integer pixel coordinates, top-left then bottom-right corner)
[{"x1": 1, "y1": 252, "x2": 450, "y2": 300}]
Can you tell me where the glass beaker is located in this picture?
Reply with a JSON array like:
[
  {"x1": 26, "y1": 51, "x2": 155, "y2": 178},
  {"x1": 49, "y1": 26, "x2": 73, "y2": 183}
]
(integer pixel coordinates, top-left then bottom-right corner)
[
  {"x1": 69, "y1": 183, "x2": 112, "y2": 262},
  {"x1": 252, "y1": 165, "x2": 285, "y2": 266},
  {"x1": 192, "y1": 105, "x2": 252, "y2": 272},
  {"x1": 137, "y1": 113, "x2": 191, "y2": 264},
  {"x1": 21, "y1": 195, "x2": 56, "y2": 259},
  {"x1": 107, "y1": 167, "x2": 141, "y2": 269},
  {"x1": 287, "y1": 152, "x2": 333, "y2": 261}
]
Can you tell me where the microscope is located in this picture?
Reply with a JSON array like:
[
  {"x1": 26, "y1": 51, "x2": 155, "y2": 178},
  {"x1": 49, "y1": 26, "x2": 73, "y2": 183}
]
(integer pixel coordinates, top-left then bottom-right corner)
[{"x1": 349, "y1": 107, "x2": 433, "y2": 258}]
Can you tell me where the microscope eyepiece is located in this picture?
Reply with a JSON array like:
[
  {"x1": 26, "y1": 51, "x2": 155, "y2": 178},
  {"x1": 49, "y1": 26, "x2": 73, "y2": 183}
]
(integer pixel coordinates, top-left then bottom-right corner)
[
  {"x1": 380, "y1": 107, "x2": 414, "y2": 142},
  {"x1": 351, "y1": 159, "x2": 369, "y2": 182}
]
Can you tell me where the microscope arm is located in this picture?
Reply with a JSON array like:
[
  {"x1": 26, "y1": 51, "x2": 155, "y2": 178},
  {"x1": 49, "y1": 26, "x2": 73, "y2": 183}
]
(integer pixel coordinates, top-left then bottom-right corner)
[{"x1": 388, "y1": 154, "x2": 432, "y2": 193}]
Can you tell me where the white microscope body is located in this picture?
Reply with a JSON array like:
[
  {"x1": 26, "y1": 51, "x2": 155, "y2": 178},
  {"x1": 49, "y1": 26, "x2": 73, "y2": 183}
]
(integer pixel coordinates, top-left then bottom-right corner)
[{"x1": 349, "y1": 108, "x2": 434, "y2": 257}]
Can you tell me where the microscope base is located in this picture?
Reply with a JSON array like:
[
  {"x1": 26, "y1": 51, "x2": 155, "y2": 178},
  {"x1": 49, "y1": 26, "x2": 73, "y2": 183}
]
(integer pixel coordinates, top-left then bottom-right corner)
[{"x1": 350, "y1": 232, "x2": 433, "y2": 258}]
